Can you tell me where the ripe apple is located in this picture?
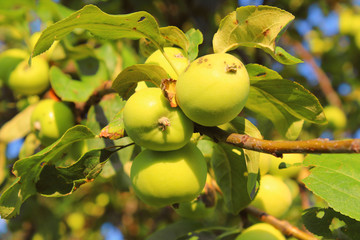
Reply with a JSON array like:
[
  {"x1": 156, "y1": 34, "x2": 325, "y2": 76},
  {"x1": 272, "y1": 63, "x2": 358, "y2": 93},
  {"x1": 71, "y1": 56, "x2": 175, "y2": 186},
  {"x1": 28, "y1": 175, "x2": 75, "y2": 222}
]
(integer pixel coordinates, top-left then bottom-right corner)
[
  {"x1": 145, "y1": 47, "x2": 189, "y2": 79},
  {"x1": 8, "y1": 56, "x2": 50, "y2": 96},
  {"x1": 130, "y1": 143, "x2": 207, "y2": 207},
  {"x1": 251, "y1": 175, "x2": 292, "y2": 218},
  {"x1": 323, "y1": 105, "x2": 347, "y2": 130},
  {"x1": 235, "y1": 223, "x2": 285, "y2": 240},
  {"x1": 268, "y1": 154, "x2": 304, "y2": 179},
  {"x1": 175, "y1": 53, "x2": 250, "y2": 126},
  {"x1": 123, "y1": 87, "x2": 194, "y2": 151},
  {"x1": 30, "y1": 99, "x2": 75, "y2": 146}
]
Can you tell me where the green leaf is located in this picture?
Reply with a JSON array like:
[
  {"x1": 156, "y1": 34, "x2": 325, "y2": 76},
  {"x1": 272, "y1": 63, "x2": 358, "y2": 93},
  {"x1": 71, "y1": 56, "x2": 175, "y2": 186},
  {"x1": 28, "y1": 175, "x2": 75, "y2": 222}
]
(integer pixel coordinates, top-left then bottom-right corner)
[
  {"x1": 219, "y1": 117, "x2": 261, "y2": 199},
  {"x1": 0, "y1": 125, "x2": 96, "y2": 219},
  {"x1": 302, "y1": 154, "x2": 360, "y2": 221},
  {"x1": 146, "y1": 219, "x2": 204, "y2": 240},
  {"x1": 32, "y1": 4, "x2": 164, "y2": 57},
  {"x1": 213, "y1": 6, "x2": 302, "y2": 65},
  {"x1": 0, "y1": 104, "x2": 35, "y2": 143},
  {"x1": 211, "y1": 142, "x2": 254, "y2": 214},
  {"x1": 303, "y1": 207, "x2": 360, "y2": 240},
  {"x1": 245, "y1": 79, "x2": 325, "y2": 139},
  {"x1": 112, "y1": 64, "x2": 167, "y2": 100},
  {"x1": 185, "y1": 28, "x2": 203, "y2": 61},
  {"x1": 99, "y1": 104, "x2": 126, "y2": 140},
  {"x1": 50, "y1": 56, "x2": 108, "y2": 102},
  {"x1": 246, "y1": 64, "x2": 282, "y2": 81}
]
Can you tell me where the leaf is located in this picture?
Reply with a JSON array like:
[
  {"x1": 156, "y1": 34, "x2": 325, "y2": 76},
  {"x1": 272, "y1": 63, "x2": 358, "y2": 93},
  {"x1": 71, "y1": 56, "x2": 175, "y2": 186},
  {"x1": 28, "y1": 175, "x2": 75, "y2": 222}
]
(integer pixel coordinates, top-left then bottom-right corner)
[
  {"x1": 303, "y1": 207, "x2": 360, "y2": 240},
  {"x1": 211, "y1": 142, "x2": 254, "y2": 214},
  {"x1": 185, "y1": 28, "x2": 203, "y2": 61},
  {"x1": 213, "y1": 6, "x2": 302, "y2": 65},
  {"x1": 112, "y1": 64, "x2": 167, "y2": 100},
  {"x1": 0, "y1": 104, "x2": 36, "y2": 143},
  {"x1": 146, "y1": 219, "x2": 204, "y2": 240},
  {"x1": 302, "y1": 154, "x2": 360, "y2": 221},
  {"x1": 99, "y1": 105, "x2": 126, "y2": 140},
  {"x1": 159, "y1": 26, "x2": 189, "y2": 53},
  {"x1": 50, "y1": 56, "x2": 108, "y2": 102},
  {"x1": 0, "y1": 125, "x2": 96, "y2": 219},
  {"x1": 32, "y1": 4, "x2": 164, "y2": 57},
  {"x1": 220, "y1": 117, "x2": 261, "y2": 199},
  {"x1": 246, "y1": 63, "x2": 282, "y2": 80},
  {"x1": 245, "y1": 79, "x2": 325, "y2": 139}
]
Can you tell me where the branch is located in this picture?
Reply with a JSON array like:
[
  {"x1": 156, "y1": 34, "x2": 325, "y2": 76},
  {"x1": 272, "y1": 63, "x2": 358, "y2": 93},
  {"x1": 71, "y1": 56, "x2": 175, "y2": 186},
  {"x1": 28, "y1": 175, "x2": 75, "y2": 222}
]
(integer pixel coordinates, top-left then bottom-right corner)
[
  {"x1": 196, "y1": 125, "x2": 360, "y2": 155},
  {"x1": 244, "y1": 206, "x2": 318, "y2": 240}
]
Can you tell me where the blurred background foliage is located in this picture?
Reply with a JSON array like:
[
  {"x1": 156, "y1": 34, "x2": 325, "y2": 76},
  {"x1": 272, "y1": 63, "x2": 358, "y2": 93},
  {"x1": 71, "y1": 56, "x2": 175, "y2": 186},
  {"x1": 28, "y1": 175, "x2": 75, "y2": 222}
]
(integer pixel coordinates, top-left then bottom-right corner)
[{"x1": 1, "y1": 0, "x2": 360, "y2": 239}]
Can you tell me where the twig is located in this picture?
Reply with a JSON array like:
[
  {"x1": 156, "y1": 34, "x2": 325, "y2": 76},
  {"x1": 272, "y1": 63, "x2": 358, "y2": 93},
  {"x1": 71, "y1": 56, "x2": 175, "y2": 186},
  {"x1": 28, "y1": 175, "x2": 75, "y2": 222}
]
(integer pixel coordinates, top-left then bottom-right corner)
[
  {"x1": 282, "y1": 34, "x2": 343, "y2": 109},
  {"x1": 196, "y1": 125, "x2": 360, "y2": 156},
  {"x1": 245, "y1": 206, "x2": 318, "y2": 240}
]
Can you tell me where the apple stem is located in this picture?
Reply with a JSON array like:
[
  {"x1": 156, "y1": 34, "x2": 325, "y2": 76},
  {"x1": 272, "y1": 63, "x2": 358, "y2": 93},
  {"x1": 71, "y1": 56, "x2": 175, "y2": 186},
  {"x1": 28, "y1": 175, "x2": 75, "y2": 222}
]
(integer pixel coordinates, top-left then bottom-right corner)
[{"x1": 158, "y1": 117, "x2": 171, "y2": 131}]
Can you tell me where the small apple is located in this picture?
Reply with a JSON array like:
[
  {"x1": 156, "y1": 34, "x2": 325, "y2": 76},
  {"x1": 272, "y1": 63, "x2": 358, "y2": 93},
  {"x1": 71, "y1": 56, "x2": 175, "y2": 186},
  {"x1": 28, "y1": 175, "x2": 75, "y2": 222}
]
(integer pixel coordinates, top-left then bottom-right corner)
[
  {"x1": 323, "y1": 105, "x2": 347, "y2": 130},
  {"x1": 235, "y1": 223, "x2": 285, "y2": 240},
  {"x1": 176, "y1": 53, "x2": 250, "y2": 126},
  {"x1": 130, "y1": 143, "x2": 207, "y2": 207},
  {"x1": 145, "y1": 47, "x2": 189, "y2": 79},
  {"x1": 123, "y1": 87, "x2": 194, "y2": 151},
  {"x1": 8, "y1": 56, "x2": 50, "y2": 96},
  {"x1": 251, "y1": 175, "x2": 292, "y2": 218},
  {"x1": 0, "y1": 48, "x2": 29, "y2": 84},
  {"x1": 30, "y1": 99, "x2": 75, "y2": 146},
  {"x1": 268, "y1": 154, "x2": 304, "y2": 179}
]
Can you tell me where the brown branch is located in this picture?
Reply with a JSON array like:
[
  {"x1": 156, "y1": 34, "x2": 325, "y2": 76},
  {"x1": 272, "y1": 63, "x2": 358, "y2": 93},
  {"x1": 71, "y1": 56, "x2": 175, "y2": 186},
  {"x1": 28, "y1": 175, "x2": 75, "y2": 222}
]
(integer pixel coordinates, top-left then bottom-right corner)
[
  {"x1": 282, "y1": 34, "x2": 343, "y2": 109},
  {"x1": 196, "y1": 125, "x2": 360, "y2": 156},
  {"x1": 245, "y1": 206, "x2": 318, "y2": 240}
]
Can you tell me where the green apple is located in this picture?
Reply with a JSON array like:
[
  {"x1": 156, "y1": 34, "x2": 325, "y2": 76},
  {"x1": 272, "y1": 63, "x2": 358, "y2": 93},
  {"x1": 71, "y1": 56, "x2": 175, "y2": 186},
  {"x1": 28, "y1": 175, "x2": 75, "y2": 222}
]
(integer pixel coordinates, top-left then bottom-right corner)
[
  {"x1": 235, "y1": 223, "x2": 285, "y2": 240},
  {"x1": 145, "y1": 47, "x2": 189, "y2": 79},
  {"x1": 251, "y1": 175, "x2": 292, "y2": 218},
  {"x1": 323, "y1": 105, "x2": 347, "y2": 130},
  {"x1": 176, "y1": 53, "x2": 250, "y2": 126},
  {"x1": 8, "y1": 56, "x2": 50, "y2": 96},
  {"x1": 30, "y1": 99, "x2": 75, "y2": 146},
  {"x1": 130, "y1": 143, "x2": 207, "y2": 207},
  {"x1": 259, "y1": 153, "x2": 272, "y2": 176},
  {"x1": 268, "y1": 154, "x2": 304, "y2": 179},
  {"x1": 123, "y1": 87, "x2": 194, "y2": 151},
  {"x1": 0, "y1": 48, "x2": 29, "y2": 84}
]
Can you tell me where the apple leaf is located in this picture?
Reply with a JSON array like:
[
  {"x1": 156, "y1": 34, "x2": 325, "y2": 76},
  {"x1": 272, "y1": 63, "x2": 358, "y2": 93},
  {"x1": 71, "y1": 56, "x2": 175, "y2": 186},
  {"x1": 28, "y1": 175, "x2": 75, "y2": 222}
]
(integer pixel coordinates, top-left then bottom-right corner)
[
  {"x1": 220, "y1": 117, "x2": 262, "y2": 200},
  {"x1": 213, "y1": 6, "x2": 302, "y2": 65},
  {"x1": 147, "y1": 219, "x2": 204, "y2": 240},
  {"x1": 211, "y1": 142, "x2": 256, "y2": 214},
  {"x1": 302, "y1": 154, "x2": 360, "y2": 221},
  {"x1": 246, "y1": 63, "x2": 283, "y2": 80},
  {"x1": 245, "y1": 78, "x2": 325, "y2": 139},
  {"x1": 303, "y1": 207, "x2": 360, "y2": 240},
  {"x1": 99, "y1": 109, "x2": 126, "y2": 140},
  {"x1": 32, "y1": 4, "x2": 164, "y2": 58},
  {"x1": 0, "y1": 104, "x2": 35, "y2": 143},
  {"x1": 50, "y1": 56, "x2": 108, "y2": 102},
  {"x1": 112, "y1": 64, "x2": 167, "y2": 100},
  {"x1": 0, "y1": 125, "x2": 96, "y2": 219},
  {"x1": 186, "y1": 28, "x2": 203, "y2": 61}
]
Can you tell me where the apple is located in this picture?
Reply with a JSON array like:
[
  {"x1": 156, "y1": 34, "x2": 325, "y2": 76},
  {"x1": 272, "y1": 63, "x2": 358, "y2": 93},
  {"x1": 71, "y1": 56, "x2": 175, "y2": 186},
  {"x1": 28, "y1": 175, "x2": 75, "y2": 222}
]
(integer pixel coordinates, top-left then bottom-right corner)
[
  {"x1": 268, "y1": 154, "x2": 304, "y2": 179},
  {"x1": 145, "y1": 47, "x2": 189, "y2": 79},
  {"x1": 259, "y1": 153, "x2": 272, "y2": 176},
  {"x1": 130, "y1": 143, "x2": 207, "y2": 207},
  {"x1": 8, "y1": 56, "x2": 50, "y2": 96},
  {"x1": 235, "y1": 223, "x2": 285, "y2": 240},
  {"x1": 0, "y1": 48, "x2": 29, "y2": 84},
  {"x1": 123, "y1": 87, "x2": 194, "y2": 151},
  {"x1": 251, "y1": 175, "x2": 292, "y2": 218},
  {"x1": 30, "y1": 99, "x2": 75, "y2": 146},
  {"x1": 175, "y1": 53, "x2": 250, "y2": 126},
  {"x1": 323, "y1": 105, "x2": 347, "y2": 130}
]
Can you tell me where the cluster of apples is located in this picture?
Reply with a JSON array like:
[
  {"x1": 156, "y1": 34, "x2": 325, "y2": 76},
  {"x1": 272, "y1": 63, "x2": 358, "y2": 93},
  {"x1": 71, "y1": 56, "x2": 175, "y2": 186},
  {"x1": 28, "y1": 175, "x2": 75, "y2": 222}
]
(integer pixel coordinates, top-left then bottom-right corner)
[{"x1": 125, "y1": 47, "x2": 250, "y2": 214}]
